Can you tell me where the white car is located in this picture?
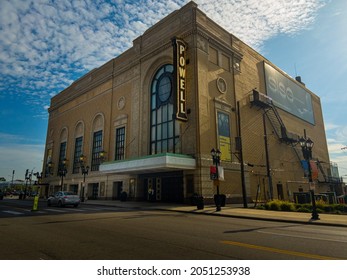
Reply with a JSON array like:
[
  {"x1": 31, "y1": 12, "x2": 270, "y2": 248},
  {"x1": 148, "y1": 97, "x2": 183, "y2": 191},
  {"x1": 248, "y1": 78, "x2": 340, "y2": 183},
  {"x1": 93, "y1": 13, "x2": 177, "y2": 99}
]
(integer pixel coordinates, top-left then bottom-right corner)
[{"x1": 47, "y1": 191, "x2": 80, "y2": 207}]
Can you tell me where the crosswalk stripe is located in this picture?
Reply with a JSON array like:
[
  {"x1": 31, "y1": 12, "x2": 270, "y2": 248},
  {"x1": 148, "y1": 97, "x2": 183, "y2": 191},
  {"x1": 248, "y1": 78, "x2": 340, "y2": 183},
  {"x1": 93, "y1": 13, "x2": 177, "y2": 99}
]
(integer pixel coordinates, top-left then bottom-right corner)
[
  {"x1": 1, "y1": 207, "x2": 117, "y2": 216},
  {"x1": 3, "y1": 210, "x2": 24, "y2": 215}
]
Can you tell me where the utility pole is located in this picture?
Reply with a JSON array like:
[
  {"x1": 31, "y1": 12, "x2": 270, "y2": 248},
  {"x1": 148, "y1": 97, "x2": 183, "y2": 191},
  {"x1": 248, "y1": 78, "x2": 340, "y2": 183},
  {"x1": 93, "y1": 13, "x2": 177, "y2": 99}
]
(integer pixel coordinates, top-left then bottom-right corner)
[
  {"x1": 263, "y1": 114, "x2": 273, "y2": 200},
  {"x1": 237, "y1": 101, "x2": 248, "y2": 208}
]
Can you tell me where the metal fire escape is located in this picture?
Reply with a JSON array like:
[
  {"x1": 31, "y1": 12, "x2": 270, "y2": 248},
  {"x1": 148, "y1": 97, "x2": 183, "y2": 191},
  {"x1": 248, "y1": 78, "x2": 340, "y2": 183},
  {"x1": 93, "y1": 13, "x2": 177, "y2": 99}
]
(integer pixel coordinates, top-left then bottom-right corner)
[
  {"x1": 249, "y1": 89, "x2": 301, "y2": 159},
  {"x1": 249, "y1": 89, "x2": 333, "y2": 184},
  {"x1": 249, "y1": 89, "x2": 343, "y2": 191}
]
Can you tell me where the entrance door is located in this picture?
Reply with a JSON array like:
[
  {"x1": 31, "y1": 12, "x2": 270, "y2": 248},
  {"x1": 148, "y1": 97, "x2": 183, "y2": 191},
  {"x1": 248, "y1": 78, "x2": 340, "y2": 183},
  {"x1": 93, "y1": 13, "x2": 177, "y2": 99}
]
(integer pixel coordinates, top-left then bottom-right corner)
[
  {"x1": 277, "y1": 184, "x2": 284, "y2": 200},
  {"x1": 91, "y1": 183, "x2": 99, "y2": 200},
  {"x1": 142, "y1": 172, "x2": 183, "y2": 203},
  {"x1": 162, "y1": 176, "x2": 183, "y2": 203},
  {"x1": 112, "y1": 182, "x2": 123, "y2": 200}
]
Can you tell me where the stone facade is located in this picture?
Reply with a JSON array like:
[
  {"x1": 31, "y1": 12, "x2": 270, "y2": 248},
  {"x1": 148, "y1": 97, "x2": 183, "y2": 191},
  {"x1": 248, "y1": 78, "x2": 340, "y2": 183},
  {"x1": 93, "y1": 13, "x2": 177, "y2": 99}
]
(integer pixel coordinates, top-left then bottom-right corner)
[{"x1": 42, "y1": 1, "x2": 332, "y2": 204}]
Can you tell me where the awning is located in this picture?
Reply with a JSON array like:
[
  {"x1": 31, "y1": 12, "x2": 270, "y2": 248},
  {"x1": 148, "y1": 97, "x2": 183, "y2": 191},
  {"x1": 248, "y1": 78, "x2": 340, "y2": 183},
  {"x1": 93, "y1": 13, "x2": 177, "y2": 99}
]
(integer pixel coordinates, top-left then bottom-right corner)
[{"x1": 100, "y1": 153, "x2": 196, "y2": 174}]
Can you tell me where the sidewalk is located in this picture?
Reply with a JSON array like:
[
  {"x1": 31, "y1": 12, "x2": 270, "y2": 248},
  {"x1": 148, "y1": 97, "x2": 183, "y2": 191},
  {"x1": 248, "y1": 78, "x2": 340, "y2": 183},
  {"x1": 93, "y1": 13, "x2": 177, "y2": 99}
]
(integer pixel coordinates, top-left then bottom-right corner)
[{"x1": 84, "y1": 199, "x2": 347, "y2": 227}]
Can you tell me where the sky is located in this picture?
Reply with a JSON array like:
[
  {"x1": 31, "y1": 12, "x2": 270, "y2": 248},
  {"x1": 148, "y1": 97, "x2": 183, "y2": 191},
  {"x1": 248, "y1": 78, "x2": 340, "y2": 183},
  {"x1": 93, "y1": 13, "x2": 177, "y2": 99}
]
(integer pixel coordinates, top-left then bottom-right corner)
[{"x1": 0, "y1": 0, "x2": 346, "y2": 182}]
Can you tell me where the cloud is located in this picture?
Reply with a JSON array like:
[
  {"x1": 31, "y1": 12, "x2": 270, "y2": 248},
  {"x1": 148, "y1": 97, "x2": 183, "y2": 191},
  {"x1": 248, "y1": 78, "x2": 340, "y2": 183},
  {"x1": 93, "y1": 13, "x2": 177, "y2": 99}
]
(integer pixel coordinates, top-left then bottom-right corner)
[
  {"x1": 326, "y1": 123, "x2": 347, "y2": 176},
  {"x1": 0, "y1": 143, "x2": 45, "y2": 180},
  {"x1": 0, "y1": 0, "x2": 326, "y2": 118}
]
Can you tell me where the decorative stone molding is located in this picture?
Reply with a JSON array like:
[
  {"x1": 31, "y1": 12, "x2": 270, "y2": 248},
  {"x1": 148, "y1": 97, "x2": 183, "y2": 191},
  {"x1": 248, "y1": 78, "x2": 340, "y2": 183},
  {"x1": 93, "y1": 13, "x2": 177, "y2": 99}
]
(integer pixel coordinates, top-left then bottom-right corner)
[
  {"x1": 117, "y1": 96, "x2": 126, "y2": 110},
  {"x1": 216, "y1": 77, "x2": 227, "y2": 94}
]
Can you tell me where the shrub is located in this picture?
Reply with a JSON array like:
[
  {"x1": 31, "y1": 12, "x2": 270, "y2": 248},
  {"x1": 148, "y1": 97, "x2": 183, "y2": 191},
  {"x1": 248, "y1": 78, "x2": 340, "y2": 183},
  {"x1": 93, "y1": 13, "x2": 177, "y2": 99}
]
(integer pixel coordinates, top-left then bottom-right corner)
[
  {"x1": 280, "y1": 201, "x2": 296, "y2": 212},
  {"x1": 255, "y1": 205, "x2": 266, "y2": 210},
  {"x1": 268, "y1": 200, "x2": 281, "y2": 211},
  {"x1": 323, "y1": 205, "x2": 333, "y2": 213},
  {"x1": 297, "y1": 207, "x2": 311, "y2": 213},
  {"x1": 315, "y1": 199, "x2": 327, "y2": 210},
  {"x1": 332, "y1": 204, "x2": 345, "y2": 212}
]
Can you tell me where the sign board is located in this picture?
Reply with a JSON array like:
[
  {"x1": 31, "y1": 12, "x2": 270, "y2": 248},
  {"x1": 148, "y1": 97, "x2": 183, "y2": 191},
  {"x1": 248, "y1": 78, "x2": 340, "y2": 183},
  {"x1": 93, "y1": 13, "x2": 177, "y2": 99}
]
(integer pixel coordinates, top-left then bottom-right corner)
[
  {"x1": 172, "y1": 37, "x2": 188, "y2": 121},
  {"x1": 217, "y1": 112, "x2": 232, "y2": 161},
  {"x1": 264, "y1": 62, "x2": 315, "y2": 124},
  {"x1": 310, "y1": 160, "x2": 319, "y2": 180},
  {"x1": 210, "y1": 166, "x2": 225, "y2": 181},
  {"x1": 210, "y1": 166, "x2": 217, "y2": 180}
]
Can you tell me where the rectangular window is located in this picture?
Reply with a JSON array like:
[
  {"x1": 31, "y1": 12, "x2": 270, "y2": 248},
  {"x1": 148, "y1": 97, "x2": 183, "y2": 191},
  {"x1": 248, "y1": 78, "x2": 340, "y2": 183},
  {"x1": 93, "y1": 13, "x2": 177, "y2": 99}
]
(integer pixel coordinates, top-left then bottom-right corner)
[
  {"x1": 72, "y1": 137, "x2": 83, "y2": 174},
  {"x1": 58, "y1": 142, "x2": 67, "y2": 175},
  {"x1": 115, "y1": 127, "x2": 125, "y2": 161},
  {"x1": 91, "y1": 130, "x2": 103, "y2": 171},
  {"x1": 45, "y1": 148, "x2": 53, "y2": 177}
]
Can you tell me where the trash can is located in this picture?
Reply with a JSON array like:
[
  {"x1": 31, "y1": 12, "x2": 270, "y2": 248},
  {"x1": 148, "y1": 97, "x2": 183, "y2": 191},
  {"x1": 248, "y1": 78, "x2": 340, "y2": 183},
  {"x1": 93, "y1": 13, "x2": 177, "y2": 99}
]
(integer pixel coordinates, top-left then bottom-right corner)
[
  {"x1": 196, "y1": 196, "x2": 204, "y2": 210},
  {"x1": 214, "y1": 194, "x2": 226, "y2": 207},
  {"x1": 120, "y1": 191, "x2": 127, "y2": 202}
]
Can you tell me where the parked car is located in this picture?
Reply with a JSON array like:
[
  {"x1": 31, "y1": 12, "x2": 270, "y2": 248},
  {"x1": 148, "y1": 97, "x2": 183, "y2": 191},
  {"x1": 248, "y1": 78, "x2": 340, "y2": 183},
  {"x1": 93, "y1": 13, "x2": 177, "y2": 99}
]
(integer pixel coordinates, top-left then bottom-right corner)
[{"x1": 47, "y1": 191, "x2": 80, "y2": 207}]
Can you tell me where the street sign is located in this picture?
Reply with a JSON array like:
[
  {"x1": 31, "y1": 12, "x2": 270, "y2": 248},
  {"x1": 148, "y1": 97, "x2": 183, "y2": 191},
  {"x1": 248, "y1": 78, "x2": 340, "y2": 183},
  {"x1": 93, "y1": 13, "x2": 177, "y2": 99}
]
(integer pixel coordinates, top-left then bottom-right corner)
[{"x1": 210, "y1": 166, "x2": 217, "y2": 180}]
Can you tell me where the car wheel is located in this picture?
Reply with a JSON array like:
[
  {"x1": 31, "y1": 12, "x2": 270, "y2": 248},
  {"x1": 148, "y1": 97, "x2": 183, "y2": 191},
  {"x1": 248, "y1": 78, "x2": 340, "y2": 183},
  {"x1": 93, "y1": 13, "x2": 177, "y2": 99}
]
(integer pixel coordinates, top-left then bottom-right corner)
[
  {"x1": 73, "y1": 204, "x2": 79, "y2": 208},
  {"x1": 58, "y1": 200, "x2": 63, "y2": 207}
]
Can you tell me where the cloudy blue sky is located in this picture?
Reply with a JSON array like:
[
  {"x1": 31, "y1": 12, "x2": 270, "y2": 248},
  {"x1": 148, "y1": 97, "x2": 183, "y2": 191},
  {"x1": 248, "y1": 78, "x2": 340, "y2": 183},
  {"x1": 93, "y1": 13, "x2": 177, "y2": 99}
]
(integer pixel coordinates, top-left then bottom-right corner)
[{"x1": 0, "y1": 0, "x2": 346, "y2": 181}]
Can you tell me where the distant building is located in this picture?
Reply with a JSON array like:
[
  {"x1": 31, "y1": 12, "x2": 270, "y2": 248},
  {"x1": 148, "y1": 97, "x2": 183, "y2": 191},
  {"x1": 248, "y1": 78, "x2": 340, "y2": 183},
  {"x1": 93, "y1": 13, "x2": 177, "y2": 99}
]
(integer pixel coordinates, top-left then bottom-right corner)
[{"x1": 42, "y1": 1, "x2": 341, "y2": 203}]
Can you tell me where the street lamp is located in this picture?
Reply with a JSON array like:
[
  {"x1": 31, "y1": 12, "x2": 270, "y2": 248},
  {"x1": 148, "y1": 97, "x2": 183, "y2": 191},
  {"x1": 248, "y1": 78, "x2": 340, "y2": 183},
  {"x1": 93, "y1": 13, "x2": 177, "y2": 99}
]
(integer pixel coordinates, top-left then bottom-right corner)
[
  {"x1": 211, "y1": 148, "x2": 222, "y2": 212},
  {"x1": 34, "y1": 172, "x2": 42, "y2": 196},
  {"x1": 46, "y1": 161, "x2": 53, "y2": 177},
  {"x1": 299, "y1": 137, "x2": 319, "y2": 220},
  {"x1": 58, "y1": 158, "x2": 68, "y2": 191},
  {"x1": 79, "y1": 154, "x2": 89, "y2": 202}
]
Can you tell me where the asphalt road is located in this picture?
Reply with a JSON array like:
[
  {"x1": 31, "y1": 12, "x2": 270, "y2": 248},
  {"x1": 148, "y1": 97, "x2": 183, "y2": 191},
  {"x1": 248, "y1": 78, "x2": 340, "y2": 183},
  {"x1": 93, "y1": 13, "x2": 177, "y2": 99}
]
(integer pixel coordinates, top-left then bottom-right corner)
[
  {"x1": 0, "y1": 198, "x2": 131, "y2": 217},
  {"x1": 0, "y1": 200, "x2": 347, "y2": 260}
]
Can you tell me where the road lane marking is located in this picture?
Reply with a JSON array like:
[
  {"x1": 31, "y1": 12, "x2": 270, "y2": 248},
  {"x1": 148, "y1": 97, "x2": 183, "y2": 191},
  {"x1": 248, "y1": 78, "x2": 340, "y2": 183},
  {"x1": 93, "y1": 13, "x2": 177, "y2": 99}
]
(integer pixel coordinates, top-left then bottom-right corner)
[
  {"x1": 221, "y1": 240, "x2": 340, "y2": 260},
  {"x1": 45, "y1": 209, "x2": 66, "y2": 213},
  {"x1": 257, "y1": 230, "x2": 347, "y2": 243},
  {"x1": 2, "y1": 210, "x2": 24, "y2": 215}
]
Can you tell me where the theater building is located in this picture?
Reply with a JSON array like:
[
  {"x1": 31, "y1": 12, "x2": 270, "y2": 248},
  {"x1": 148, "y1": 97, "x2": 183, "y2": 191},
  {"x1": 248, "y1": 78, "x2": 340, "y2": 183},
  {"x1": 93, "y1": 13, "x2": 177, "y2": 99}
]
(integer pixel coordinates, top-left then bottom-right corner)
[{"x1": 42, "y1": 1, "x2": 340, "y2": 204}]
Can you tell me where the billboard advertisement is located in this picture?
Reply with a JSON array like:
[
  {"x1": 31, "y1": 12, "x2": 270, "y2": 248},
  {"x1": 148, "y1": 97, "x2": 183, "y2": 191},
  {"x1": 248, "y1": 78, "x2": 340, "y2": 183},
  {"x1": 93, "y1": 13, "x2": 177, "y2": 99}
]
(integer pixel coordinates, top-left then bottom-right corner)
[
  {"x1": 217, "y1": 111, "x2": 232, "y2": 161},
  {"x1": 264, "y1": 62, "x2": 315, "y2": 125}
]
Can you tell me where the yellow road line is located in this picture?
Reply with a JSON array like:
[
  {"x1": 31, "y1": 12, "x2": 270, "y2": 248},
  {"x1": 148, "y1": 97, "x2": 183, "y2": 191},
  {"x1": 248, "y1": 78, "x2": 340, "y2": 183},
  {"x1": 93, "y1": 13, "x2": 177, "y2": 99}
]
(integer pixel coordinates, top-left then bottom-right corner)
[{"x1": 221, "y1": 240, "x2": 341, "y2": 260}]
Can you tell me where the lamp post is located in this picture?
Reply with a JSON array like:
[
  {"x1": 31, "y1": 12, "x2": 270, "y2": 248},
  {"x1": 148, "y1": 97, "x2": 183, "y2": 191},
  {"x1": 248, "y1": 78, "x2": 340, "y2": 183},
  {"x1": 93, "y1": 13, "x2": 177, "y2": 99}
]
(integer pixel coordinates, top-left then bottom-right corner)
[
  {"x1": 58, "y1": 158, "x2": 67, "y2": 191},
  {"x1": 34, "y1": 172, "x2": 42, "y2": 196},
  {"x1": 211, "y1": 148, "x2": 222, "y2": 212},
  {"x1": 299, "y1": 137, "x2": 319, "y2": 220},
  {"x1": 46, "y1": 161, "x2": 53, "y2": 177},
  {"x1": 79, "y1": 154, "x2": 89, "y2": 202}
]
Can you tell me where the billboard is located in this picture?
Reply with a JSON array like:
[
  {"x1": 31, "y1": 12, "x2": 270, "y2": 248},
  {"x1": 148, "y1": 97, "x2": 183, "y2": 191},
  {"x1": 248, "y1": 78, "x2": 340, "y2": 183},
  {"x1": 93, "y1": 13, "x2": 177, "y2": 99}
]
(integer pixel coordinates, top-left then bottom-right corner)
[
  {"x1": 264, "y1": 62, "x2": 315, "y2": 124},
  {"x1": 217, "y1": 111, "x2": 232, "y2": 161}
]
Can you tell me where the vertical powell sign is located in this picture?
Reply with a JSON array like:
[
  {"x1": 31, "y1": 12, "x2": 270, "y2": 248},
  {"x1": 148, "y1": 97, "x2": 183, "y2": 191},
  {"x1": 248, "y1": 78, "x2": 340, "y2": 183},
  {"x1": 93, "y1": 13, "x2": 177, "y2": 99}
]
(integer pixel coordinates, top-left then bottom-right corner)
[{"x1": 172, "y1": 37, "x2": 188, "y2": 121}]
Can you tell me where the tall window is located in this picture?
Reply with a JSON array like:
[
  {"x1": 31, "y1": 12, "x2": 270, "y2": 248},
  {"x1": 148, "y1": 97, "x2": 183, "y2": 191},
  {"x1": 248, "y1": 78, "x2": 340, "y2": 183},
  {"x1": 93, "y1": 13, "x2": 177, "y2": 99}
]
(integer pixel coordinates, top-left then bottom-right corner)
[
  {"x1": 72, "y1": 136, "x2": 83, "y2": 174},
  {"x1": 91, "y1": 130, "x2": 103, "y2": 171},
  {"x1": 58, "y1": 142, "x2": 67, "y2": 175},
  {"x1": 150, "y1": 64, "x2": 180, "y2": 154},
  {"x1": 115, "y1": 127, "x2": 125, "y2": 160}
]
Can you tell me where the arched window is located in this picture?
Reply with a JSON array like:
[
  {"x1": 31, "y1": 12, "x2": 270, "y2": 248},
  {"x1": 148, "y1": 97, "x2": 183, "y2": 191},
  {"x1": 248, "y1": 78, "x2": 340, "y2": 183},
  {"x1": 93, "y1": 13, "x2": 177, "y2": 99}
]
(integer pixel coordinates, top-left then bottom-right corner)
[{"x1": 150, "y1": 64, "x2": 180, "y2": 154}]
